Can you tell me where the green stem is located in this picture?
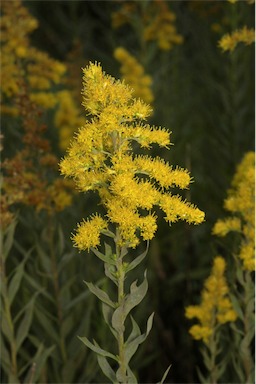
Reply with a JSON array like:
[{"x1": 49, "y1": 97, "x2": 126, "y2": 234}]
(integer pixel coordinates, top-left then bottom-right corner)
[
  {"x1": 242, "y1": 271, "x2": 254, "y2": 383},
  {"x1": 0, "y1": 253, "x2": 19, "y2": 382},
  {"x1": 115, "y1": 232, "x2": 127, "y2": 383},
  {"x1": 48, "y1": 218, "x2": 67, "y2": 363}
]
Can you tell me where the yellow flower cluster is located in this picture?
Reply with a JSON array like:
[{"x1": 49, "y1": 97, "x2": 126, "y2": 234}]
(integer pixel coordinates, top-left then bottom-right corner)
[
  {"x1": 213, "y1": 152, "x2": 255, "y2": 271},
  {"x1": 60, "y1": 63, "x2": 205, "y2": 250},
  {"x1": 0, "y1": 0, "x2": 66, "y2": 113},
  {"x1": 54, "y1": 91, "x2": 86, "y2": 151},
  {"x1": 185, "y1": 256, "x2": 237, "y2": 344},
  {"x1": 112, "y1": 0, "x2": 183, "y2": 51},
  {"x1": 219, "y1": 26, "x2": 255, "y2": 52},
  {"x1": 143, "y1": 0, "x2": 183, "y2": 50},
  {"x1": 114, "y1": 47, "x2": 154, "y2": 104}
]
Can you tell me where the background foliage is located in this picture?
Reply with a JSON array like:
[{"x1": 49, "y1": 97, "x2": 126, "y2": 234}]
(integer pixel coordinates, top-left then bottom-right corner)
[{"x1": 1, "y1": 1, "x2": 254, "y2": 383}]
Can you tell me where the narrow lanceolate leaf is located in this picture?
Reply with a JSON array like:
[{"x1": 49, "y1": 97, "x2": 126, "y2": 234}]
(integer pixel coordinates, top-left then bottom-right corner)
[
  {"x1": 16, "y1": 295, "x2": 36, "y2": 351},
  {"x1": 126, "y1": 366, "x2": 138, "y2": 384},
  {"x1": 8, "y1": 249, "x2": 32, "y2": 305},
  {"x1": 91, "y1": 247, "x2": 116, "y2": 265},
  {"x1": 126, "y1": 242, "x2": 149, "y2": 273},
  {"x1": 104, "y1": 263, "x2": 118, "y2": 285},
  {"x1": 124, "y1": 313, "x2": 154, "y2": 365},
  {"x1": 0, "y1": 333, "x2": 11, "y2": 373},
  {"x1": 95, "y1": 341, "x2": 118, "y2": 384},
  {"x1": 78, "y1": 336, "x2": 118, "y2": 361},
  {"x1": 102, "y1": 303, "x2": 118, "y2": 339},
  {"x1": 157, "y1": 364, "x2": 172, "y2": 384},
  {"x1": 84, "y1": 281, "x2": 116, "y2": 308},
  {"x1": 2, "y1": 220, "x2": 17, "y2": 260},
  {"x1": 126, "y1": 316, "x2": 141, "y2": 344},
  {"x1": 112, "y1": 272, "x2": 148, "y2": 332}
]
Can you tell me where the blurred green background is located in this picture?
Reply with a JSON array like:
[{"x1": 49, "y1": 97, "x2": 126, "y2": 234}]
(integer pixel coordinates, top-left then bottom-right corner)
[{"x1": 1, "y1": 0, "x2": 254, "y2": 383}]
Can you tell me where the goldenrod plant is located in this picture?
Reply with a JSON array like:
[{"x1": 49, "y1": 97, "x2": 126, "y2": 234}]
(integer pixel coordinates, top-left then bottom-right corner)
[
  {"x1": 186, "y1": 152, "x2": 255, "y2": 384},
  {"x1": 218, "y1": 0, "x2": 255, "y2": 52},
  {"x1": 60, "y1": 62, "x2": 205, "y2": 383},
  {"x1": 213, "y1": 152, "x2": 255, "y2": 383},
  {"x1": 114, "y1": 47, "x2": 154, "y2": 104},
  {"x1": 185, "y1": 257, "x2": 237, "y2": 383}
]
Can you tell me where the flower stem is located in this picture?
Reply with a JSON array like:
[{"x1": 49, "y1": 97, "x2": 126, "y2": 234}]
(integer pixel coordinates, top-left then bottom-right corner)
[{"x1": 115, "y1": 232, "x2": 127, "y2": 383}]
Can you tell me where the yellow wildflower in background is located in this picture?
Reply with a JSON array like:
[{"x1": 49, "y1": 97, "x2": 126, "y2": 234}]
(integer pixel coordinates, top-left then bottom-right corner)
[
  {"x1": 0, "y1": 0, "x2": 65, "y2": 114},
  {"x1": 112, "y1": 0, "x2": 183, "y2": 51},
  {"x1": 185, "y1": 256, "x2": 237, "y2": 344},
  {"x1": 54, "y1": 90, "x2": 86, "y2": 151},
  {"x1": 114, "y1": 47, "x2": 153, "y2": 104},
  {"x1": 60, "y1": 62, "x2": 205, "y2": 250},
  {"x1": 143, "y1": 0, "x2": 183, "y2": 50},
  {"x1": 219, "y1": 26, "x2": 255, "y2": 52},
  {"x1": 213, "y1": 152, "x2": 255, "y2": 271}
]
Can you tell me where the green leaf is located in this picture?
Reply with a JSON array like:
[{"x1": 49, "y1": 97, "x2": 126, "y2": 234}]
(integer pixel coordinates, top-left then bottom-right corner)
[
  {"x1": 126, "y1": 242, "x2": 149, "y2": 273},
  {"x1": 157, "y1": 364, "x2": 172, "y2": 384},
  {"x1": 126, "y1": 366, "x2": 138, "y2": 384},
  {"x1": 127, "y1": 316, "x2": 141, "y2": 344},
  {"x1": 112, "y1": 272, "x2": 148, "y2": 332},
  {"x1": 91, "y1": 247, "x2": 116, "y2": 265},
  {"x1": 124, "y1": 313, "x2": 154, "y2": 365},
  {"x1": 16, "y1": 295, "x2": 36, "y2": 350},
  {"x1": 8, "y1": 262, "x2": 25, "y2": 306},
  {"x1": 230, "y1": 293, "x2": 243, "y2": 320},
  {"x1": 104, "y1": 263, "x2": 118, "y2": 285},
  {"x1": 84, "y1": 281, "x2": 116, "y2": 308},
  {"x1": 102, "y1": 302, "x2": 118, "y2": 339},
  {"x1": 0, "y1": 333, "x2": 11, "y2": 373},
  {"x1": 22, "y1": 343, "x2": 55, "y2": 383},
  {"x1": 34, "y1": 307, "x2": 59, "y2": 344},
  {"x1": 2, "y1": 220, "x2": 17, "y2": 260},
  {"x1": 97, "y1": 353, "x2": 118, "y2": 383},
  {"x1": 78, "y1": 336, "x2": 118, "y2": 361}
]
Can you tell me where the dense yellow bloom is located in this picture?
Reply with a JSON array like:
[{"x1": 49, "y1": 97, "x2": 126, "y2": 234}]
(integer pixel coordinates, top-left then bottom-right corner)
[
  {"x1": 213, "y1": 217, "x2": 241, "y2": 237},
  {"x1": 54, "y1": 90, "x2": 86, "y2": 151},
  {"x1": 0, "y1": 0, "x2": 66, "y2": 114},
  {"x1": 114, "y1": 47, "x2": 154, "y2": 104},
  {"x1": 72, "y1": 215, "x2": 108, "y2": 251},
  {"x1": 213, "y1": 152, "x2": 255, "y2": 271},
  {"x1": 185, "y1": 256, "x2": 237, "y2": 344},
  {"x1": 112, "y1": 0, "x2": 183, "y2": 51},
  {"x1": 60, "y1": 62, "x2": 204, "y2": 250},
  {"x1": 143, "y1": 0, "x2": 183, "y2": 50},
  {"x1": 219, "y1": 26, "x2": 255, "y2": 52}
]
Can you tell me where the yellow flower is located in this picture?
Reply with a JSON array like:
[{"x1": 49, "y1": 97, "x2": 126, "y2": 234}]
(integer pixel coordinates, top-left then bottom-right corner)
[
  {"x1": 72, "y1": 215, "x2": 108, "y2": 251},
  {"x1": 0, "y1": 0, "x2": 66, "y2": 115},
  {"x1": 60, "y1": 62, "x2": 204, "y2": 250},
  {"x1": 213, "y1": 152, "x2": 255, "y2": 271},
  {"x1": 219, "y1": 26, "x2": 255, "y2": 52},
  {"x1": 213, "y1": 217, "x2": 241, "y2": 237},
  {"x1": 114, "y1": 47, "x2": 154, "y2": 104},
  {"x1": 185, "y1": 256, "x2": 237, "y2": 344}
]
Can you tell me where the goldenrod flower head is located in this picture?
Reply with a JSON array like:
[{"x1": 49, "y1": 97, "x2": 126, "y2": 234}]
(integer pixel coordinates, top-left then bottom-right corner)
[
  {"x1": 0, "y1": 0, "x2": 66, "y2": 114},
  {"x1": 219, "y1": 26, "x2": 255, "y2": 52},
  {"x1": 212, "y1": 152, "x2": 255, "y2": 271},
  {"x1": 185, "y1": 256, "x2": 237, "y2": 344},
  {"x1": 54, "y1": 90, "x2": 86, "y2": 151},
  {"x1": 60, "y1": 62, "x2": 204, "y2": 250},
  {"x1": 143, "y1": 0, "x2": 183, "y2": 51},
  {"x1": 114, "y1": 47, "x2": 154, "y2": 104},
  {"x1": 111, "y1": 0, "x2": 183, "y2": 51},
  {"x1": 72, "y1": 215, "x2": 108, "y2": 251}
]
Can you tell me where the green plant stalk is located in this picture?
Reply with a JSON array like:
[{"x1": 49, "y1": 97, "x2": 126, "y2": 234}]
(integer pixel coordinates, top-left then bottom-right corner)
[
  {"x1": 48, "y1": 218, "x2": 67, "y2": 363},
  {"x1": 241, "y1": 271, "x2": 254, "y2": 383},
  {"x1": 208, "y1": 331, "x2": 218, "y2": 384},
  {"x1": 0, "y1": 254, "x2": 18, "y2": 382},
  {"x1": 115, "y1": 231, "x2": 127, "y2": 382}
]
